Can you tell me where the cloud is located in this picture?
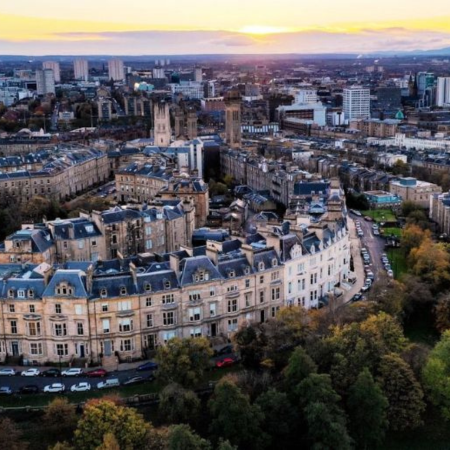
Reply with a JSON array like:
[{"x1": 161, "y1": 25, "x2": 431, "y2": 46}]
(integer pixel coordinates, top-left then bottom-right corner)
[{"x1": 2, "y1": 27, "x2": 450, "y2": 55}]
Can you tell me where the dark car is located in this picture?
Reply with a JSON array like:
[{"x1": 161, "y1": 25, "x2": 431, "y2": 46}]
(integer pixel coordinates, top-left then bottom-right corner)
[
  {"x1": 122, "y1": 375, "x2": 153, "y2": 386},
  {"x1": 85, "y1": 368, "x2": 108, "y2": 378},
  {"x1": 136, "y1": 361, "x2": 158, "y2": 372},
  {"x1": 351, "y1": 293, "x2": 363, "y2": 303},
  {"x1": 19, "y1": 385, "x2": 39, "y2": 394},
  {"x1": 42, "y1": 368, "x2": 61, "y2": 378},
  {"x1": 0, "y1": 386, "x2": 12, "y2": 395},
  {"x1": 216, "y1": 357, "x2": 236, "y2": 369},
  {"x1": 214, "y1": 344, "x2": 233, "y2": 357}
]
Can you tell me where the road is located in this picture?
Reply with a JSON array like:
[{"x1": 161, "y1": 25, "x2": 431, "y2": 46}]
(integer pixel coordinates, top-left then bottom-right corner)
[
  {"x1": 355, "y1": 215, "x2": 386, "y2": 281},
  {"x1": 0, "y1": 367, "x2": 149, "y2": 394}
]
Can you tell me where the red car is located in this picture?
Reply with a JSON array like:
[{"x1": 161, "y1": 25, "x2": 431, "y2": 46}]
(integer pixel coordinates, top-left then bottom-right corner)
[
  {"x1": 215, "y1": 358, "x2": 235, "y2": 369},
  {"x1": 85, "y1": 368, "x2": 108, "y2": 378}
]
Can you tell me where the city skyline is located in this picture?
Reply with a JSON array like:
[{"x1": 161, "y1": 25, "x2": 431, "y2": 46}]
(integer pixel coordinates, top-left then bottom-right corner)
[{"x1": 2, "y1": 1, "x2": 450, "y2": 54}]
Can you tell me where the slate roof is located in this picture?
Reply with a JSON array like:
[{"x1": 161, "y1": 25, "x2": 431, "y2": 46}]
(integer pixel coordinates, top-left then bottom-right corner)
[
  {"x1": 43, "y1": 270, "x2": 88, "y2": 298},
  {"x1": 179, "y1": 256, "x2": 222, "y2": 287}
]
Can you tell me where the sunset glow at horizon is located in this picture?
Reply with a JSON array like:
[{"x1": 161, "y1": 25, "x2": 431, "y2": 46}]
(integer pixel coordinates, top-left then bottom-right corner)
[{"x1": 2, "y1": 0, "x2": 450, "y2": 54}]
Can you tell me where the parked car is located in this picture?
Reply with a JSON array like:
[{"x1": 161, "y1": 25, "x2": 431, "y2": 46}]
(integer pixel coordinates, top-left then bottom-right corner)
[
  {"x1": 21, "y1": 368, "x2": 40, "y2": 377},
  {"x1": 42, "y1": 368, "x2": 61, "y2": 378},
  {"x1": 136, "y1": 361, "x2": 158, "y2": 372},
  {"x1": 70, "y1": 382, "x2": 91, "y2": 392},
  {"x1": 216, "y1": 357, "x2": 236, "y2": 369},
  {"x1": 373, "y1": 230, "x2": 380, "y2": 236},
  {"x1": 0, "y1": 368, "x2": 16, "y2": 376},
  {"x1": 19, "y1": 385, "x2": 39, "y2": 394},
  {"x1": 61, "y1": 368, "x2": 83, "y2": 377},
  {"x1": 365, "y1": 278, "x2": 372, "y2": 286},
  {"x1": 85, "y1": 368, "x2": 108, "y2": 378},
  {"x1": 43, "y1": 383, "x2": 65, "y2": 393},
  {"x1": 364, "y1": 216, "x2": 373, "y2": 221},
  {"x1": 361, "y1": 285, "x2": 370, "y2": 293},
  {"x1": 97, "y1": 378, "x2": 120, "y2": 389},
  {"x1": 122, "y1": 376, "x2": 149, "y2": 386},
  {"x1": 214, "y1": 344, "x2": 233, "y2": 356},
  {"x1": 0, "y1": 386, "x2": 12, "y2": 395},
  {"x1": 366, "y1": 271, "x2": 375, "y2": 280},
  {"x1": 387, "y1": 270, "x2": 394, "y2": 278},
  {"x1": 351, "y1": 293, "x2": 363, "y2": 303}
]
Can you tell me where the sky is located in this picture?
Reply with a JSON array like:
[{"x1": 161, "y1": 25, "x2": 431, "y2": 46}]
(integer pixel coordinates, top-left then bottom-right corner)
[{"x1": 2, "y1": 0, "x2": 450, "y2": 55}]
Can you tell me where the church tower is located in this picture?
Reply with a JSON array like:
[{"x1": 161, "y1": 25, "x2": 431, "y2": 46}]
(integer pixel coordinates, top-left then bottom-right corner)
[
  {"x1": 225, "y1": 90, "x2": 242, "y2": 148},
  {"x1": 186, "y1": 109, "x2": 198, "y2": 140},
  {"x1": 153, "y1": 101, "x2": 171, "y2": 147},
  {"x1": 174, "y1": 108, "x2": 185, "y2": 139}
]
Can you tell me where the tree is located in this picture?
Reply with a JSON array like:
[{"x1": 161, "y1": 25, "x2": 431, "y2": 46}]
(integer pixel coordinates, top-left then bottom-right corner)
[
  {"x1": 283, "y1": 346, "x2": 317, "y2": 395},
  {"x1": 402, "y1": 200, "x2": 423, "y2": 218},
  {"x1": 155, "y1": 337, "x2": 213, "y2": 388},
  {"x1": 435, "y1": 294, "x2": 450, "y2": 333},
  {"x1": 409, "y1": 239, "x2": 450, "y2": 289},
  {"x1": 423, "y1": 330, "x2": 450, "y2": 420},
  {"x1": 378, "y1": 354, "x2": 425, "y2": 431},
  {"x1": 167, "y1": 424, "x2": 211, "y2": 450},
  {"x1": 392, "y1": 160, "x2": 410, "y2": 177},
  {"x1": 96, "y1": 433, "x2": 120, "y2": 450},
  {"x1": 328, "y1": 313, "x2": 406, "y2": 392},
  {"x1": 297, "y1": 374, "x2": 352, "y2": 450},
  {"x1": 370, "y1": 279, "x2": 405, "y2": 319},
  {"x1": 255, "y1": 389, "x2": 298, "y2": 447},
  {"x1": 233, "y1": 324, "x2": 266, "y2": 369},
  {"x1": 208, "y1": 379, "x2": 265, "y2": 449},
  {"x1": 0, "y1": 417, "x2": 27, "y2": 450},
  {"x1": 73, "y1": 400, "x2": 151, "y2": 450},
  {"x1": 159, "y1": 383, "x2": 200, "y2": 426},
  {"x1": 347, "y1": 368, "x2": 388, "y2": 449},
  {"x1": 401, "y1": 224, "x2": 431, "y2": 256},
  {"x1": 44, "y1": 397, "x2": 77, "y2": 437}
]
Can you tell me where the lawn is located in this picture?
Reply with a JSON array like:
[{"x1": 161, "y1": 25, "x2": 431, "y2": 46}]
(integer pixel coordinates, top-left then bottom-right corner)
[
  {"x1": 361, "y1": 209, "x2": 397, "y2": 223},
  {"x1": 381, "y1": 227, "x2": 403, "y2": 238},
  {"x1": 387, "y1": 247, "x2": 408, "y2": 279}
]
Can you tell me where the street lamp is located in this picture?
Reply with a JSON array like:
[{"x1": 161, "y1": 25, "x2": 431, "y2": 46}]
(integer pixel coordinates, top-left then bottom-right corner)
[{"x1": 59, "y1": 354, "x2": 63, "y2": 388}]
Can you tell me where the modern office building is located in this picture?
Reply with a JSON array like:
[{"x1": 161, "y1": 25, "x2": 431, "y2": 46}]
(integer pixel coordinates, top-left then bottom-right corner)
[
  {"x1": 108, "y1": 59, "x2": 125, "y2": 81},
  {"x1": 436, "y1": 77, "x2": 450, "y2": 107},
  {"x1": 74, "y1": 59, "x2": 89, "y2": 81},
  {"x1": 36, "y1": 69, "x2": 55, "y2": 95},
  {"x1": 343, "y1": 86, "x2": 371, "y2": 121},
  {"x1": 42, "y1": 61, "x2": 60, "y2": 83}
]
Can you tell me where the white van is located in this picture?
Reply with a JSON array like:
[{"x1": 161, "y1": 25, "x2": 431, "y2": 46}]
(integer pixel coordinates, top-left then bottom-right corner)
[{"x1": 97, "y1": 378, "x2": 120, "y2": 389}]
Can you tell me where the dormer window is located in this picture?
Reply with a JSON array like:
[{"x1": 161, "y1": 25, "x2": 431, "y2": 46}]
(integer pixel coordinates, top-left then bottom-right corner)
[
  {"x1": 120, "y1": 286, "x2": 127, "y2": 296},
  {"x1": 144, "y1": 283, "x2": 152, "y2": 292},
  {"x1": 228, "y1": 270, "x2": 235, "y2": 278},
  {"x1": 244, "y1": 266, "x2": 250, "y2": 275},
  {"x1": 17, "y1": 289, "x2": 25, "y2": 299},
  {"x1": 258, "y1": 262, "x2": 265, "y2": 271},
  {"x1": 272, "y1": 258, "x2": 278, "y2": 267},
  {"x1": 164, "y1": 280, "x2": 171, "y2": 290},
  {"x1": 7, "y1": 289, "x2": 14, "y2": 298},
  {"x1": 100, "y1": 288, "x2": 107, "y2": 298},
  {"x1": 28, "y1": 289, "x2": 34, "y2": 299},
  {"x1": 56, "y1": 283, "x2": 73, "y2": 296}
]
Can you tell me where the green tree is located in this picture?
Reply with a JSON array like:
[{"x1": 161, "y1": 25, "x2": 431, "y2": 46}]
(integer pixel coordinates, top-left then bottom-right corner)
[
  {"x1": 283, "y1": 346, "x2": 317, "y2": 395},
  {"x1": 255, "y1": 389, "x2": 298, "y2": 447},
  {"x1": 208, "y1": 379, "x2": 265, "y2": 449},
  {"x1": 155, "y1": 337, "x2": 213, "y2": 388},
  {"x1": 74, "y1": 400, "x2": 150, "y2": 450},
  {"x1": 233, "y1": 324, "x2": 266, "y2": 369},
  {"x1": 370, "y1": 279, "x2": 405, "y2": 319},
  {"x1": 167, "y1": 424, "x2": 211, "y2": 450},
  {"x1": 392, "y1": 160, "x2": 410, "y2": 176},
  {"x1": 347, "y1": 368, "x2": 388, "y2": 449},
  {"x1": 159, "y1": 383, "x2": 200, "y2": 426},
  {"x1": 298, "y1": 374, "x2": 352, "y2": 450},
  {"x1": 423, "y1": 330, "x2": 450, "y2": 420},
  {"x1": 378, "y1": 354, "x2": 425, "y2": 431}
]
